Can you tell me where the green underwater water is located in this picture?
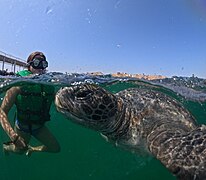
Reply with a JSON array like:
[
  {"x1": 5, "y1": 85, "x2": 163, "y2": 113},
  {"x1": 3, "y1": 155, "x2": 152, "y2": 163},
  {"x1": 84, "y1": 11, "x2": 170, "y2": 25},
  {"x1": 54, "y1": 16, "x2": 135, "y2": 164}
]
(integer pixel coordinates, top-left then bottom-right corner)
[{"x1": 0, "y1": 80, "x2": 206, "y2": 180}]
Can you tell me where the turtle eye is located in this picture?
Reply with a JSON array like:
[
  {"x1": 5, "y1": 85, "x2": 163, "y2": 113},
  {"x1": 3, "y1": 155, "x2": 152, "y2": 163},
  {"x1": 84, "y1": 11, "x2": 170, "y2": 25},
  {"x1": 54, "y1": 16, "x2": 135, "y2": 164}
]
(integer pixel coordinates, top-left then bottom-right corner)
[{"x1": 76, "y1": 90, "x2": 93, "y2": 99}]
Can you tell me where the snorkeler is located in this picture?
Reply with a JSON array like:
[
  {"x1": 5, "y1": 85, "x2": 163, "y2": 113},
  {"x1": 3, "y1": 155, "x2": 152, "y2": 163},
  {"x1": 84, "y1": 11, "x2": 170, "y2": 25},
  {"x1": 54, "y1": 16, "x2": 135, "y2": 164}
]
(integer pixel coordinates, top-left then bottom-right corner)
[{"x1": 0, "y1": 51, "x2": 60, "y2": 156}]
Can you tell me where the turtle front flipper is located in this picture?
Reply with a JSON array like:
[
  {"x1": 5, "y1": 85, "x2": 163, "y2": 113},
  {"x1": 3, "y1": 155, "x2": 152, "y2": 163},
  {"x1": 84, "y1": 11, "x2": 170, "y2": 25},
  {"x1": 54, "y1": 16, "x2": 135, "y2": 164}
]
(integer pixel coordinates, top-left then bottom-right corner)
[{"x1": 148, "y1": 125, "x2": 206, "y2": 180}]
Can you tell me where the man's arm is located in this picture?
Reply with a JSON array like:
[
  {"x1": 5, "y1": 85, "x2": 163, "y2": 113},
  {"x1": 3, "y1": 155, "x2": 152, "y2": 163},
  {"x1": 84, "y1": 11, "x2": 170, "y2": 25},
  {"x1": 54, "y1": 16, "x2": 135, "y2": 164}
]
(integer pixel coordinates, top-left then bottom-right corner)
[{"x1": 0, "y1": 87, "x2": 26, "y2": 148}]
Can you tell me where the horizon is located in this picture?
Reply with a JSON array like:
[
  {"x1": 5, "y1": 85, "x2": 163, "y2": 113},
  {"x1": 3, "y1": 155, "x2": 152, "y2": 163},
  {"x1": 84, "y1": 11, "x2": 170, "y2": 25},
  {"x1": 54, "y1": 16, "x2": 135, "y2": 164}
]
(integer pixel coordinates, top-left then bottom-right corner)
[{"x1": 0, "y1": 0, "x2": 205, "y2": 78}]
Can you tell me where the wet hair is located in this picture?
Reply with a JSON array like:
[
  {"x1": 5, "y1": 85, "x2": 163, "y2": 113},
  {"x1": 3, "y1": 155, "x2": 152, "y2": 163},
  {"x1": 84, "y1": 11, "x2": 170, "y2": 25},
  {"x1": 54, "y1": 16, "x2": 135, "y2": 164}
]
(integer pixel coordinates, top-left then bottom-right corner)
[{"x1": 27, "y1": 51, "x2": 46, "y2": 63}]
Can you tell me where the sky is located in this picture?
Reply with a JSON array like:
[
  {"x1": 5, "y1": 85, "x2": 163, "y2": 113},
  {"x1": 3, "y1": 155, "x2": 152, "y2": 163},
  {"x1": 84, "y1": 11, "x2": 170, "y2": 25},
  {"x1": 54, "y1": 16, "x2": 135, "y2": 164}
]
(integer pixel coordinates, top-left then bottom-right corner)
[{"x1": 0, "y1": 0, "x2": 206, "y2": 78}]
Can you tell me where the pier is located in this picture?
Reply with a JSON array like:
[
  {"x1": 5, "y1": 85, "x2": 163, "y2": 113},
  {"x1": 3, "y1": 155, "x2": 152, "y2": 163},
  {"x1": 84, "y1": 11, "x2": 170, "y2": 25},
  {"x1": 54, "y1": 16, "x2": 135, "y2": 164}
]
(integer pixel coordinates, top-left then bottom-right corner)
[{"x1": 0, "y1": 51, "x2": 27, "y2": 75}]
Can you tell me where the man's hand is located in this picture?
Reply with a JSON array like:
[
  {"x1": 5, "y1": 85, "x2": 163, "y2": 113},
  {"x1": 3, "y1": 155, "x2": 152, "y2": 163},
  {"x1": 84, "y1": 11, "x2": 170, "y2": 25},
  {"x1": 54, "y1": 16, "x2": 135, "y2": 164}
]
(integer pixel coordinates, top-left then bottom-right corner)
[{"x1": 13, "y1": 135, "x2": 27, "y2": 150}]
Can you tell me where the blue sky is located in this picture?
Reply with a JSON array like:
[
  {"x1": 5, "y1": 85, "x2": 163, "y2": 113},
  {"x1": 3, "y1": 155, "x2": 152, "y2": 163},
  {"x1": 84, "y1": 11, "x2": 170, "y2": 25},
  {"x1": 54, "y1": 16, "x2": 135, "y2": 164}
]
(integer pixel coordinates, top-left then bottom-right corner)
[{"x1": 0, "y1": 0, "x2": 206, "y2": 78}]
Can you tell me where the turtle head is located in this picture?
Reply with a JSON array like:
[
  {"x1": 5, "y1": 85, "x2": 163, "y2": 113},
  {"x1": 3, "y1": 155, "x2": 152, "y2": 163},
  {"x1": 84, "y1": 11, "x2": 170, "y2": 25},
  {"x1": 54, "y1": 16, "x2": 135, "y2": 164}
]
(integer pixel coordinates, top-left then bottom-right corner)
[{"x1": 55, "y1": 84, "x2": 120, "y2": 131}]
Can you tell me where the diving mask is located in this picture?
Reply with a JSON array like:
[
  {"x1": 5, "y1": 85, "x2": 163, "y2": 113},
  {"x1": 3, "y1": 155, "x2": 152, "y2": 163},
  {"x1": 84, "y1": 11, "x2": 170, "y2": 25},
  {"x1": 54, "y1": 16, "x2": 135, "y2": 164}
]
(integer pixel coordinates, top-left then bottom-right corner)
[{"x1": 29, "y1": 58, "x2": 48, "y2": 69}]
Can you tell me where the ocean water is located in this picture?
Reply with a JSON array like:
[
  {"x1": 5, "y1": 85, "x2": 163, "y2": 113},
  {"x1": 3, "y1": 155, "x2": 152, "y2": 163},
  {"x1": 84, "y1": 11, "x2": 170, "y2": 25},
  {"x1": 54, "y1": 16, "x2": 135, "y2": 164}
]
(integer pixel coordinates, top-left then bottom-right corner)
[{"x1": 0, "y1": 73, "x2": 206, "y2": 180}]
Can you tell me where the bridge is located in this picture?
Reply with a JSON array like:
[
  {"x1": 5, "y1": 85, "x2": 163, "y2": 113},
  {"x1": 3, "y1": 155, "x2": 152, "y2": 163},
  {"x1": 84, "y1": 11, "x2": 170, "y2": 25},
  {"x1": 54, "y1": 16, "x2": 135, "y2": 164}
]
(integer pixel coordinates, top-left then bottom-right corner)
[{"x1": 0, "y1": 51, "x2": 27, "y2": 75}]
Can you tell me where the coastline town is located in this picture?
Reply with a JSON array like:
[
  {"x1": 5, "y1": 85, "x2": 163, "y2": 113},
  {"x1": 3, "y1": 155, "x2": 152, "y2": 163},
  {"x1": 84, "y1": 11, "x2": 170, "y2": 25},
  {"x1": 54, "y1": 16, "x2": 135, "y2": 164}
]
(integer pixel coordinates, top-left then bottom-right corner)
[{"x1": 88, "y1": 71, "x2": 166, "y2": 80}]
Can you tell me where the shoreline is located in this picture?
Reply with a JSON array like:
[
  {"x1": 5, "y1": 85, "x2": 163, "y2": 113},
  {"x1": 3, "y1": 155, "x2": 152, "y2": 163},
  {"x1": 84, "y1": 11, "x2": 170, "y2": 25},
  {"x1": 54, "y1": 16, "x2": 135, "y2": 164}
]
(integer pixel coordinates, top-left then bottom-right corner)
[{"x1": 88, "y1": 72, "x2": 166, "y2": 80}]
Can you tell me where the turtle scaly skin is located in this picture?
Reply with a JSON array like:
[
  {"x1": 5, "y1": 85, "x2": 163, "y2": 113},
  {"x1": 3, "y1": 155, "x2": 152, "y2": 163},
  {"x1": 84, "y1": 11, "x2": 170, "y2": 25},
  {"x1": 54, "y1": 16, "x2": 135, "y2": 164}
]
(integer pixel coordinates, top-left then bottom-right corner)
[{"x1": 55, "y1": 84, "x2": 206, "y2": 179}]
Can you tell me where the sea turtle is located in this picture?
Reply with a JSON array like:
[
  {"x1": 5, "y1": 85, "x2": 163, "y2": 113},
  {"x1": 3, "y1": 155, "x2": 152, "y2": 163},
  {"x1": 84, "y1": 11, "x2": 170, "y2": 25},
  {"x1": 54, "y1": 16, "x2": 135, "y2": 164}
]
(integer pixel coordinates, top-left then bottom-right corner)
[{"x1": 55, "y1": 84, "x2": 206, "y2": 180}]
